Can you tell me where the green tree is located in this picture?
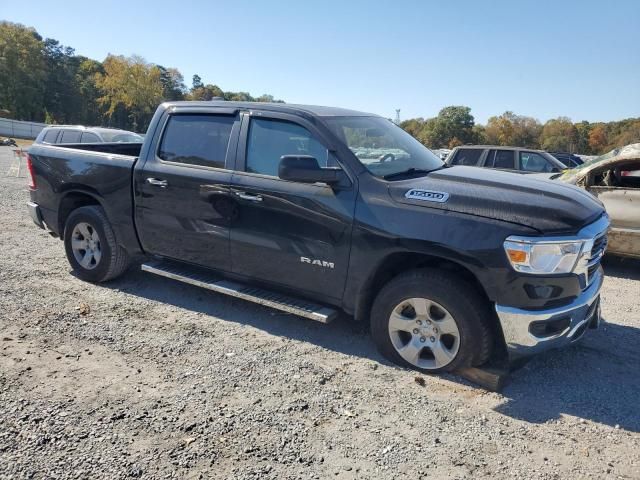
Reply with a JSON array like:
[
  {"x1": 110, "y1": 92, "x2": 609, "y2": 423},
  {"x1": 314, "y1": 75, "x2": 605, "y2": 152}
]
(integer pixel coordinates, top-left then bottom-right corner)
[
  {"x1": 75, "y1": 57, "x2": 104, "y2": 125},
  {"x1": 0, "y1": 22, "x2": 46, "y2": 120},
  {"x1": 400, "y1": 106, "x2": 476, "y2": 148},
  {"x1": 485, "y1": 112, "x2": 541, "y2": 147},
  {"x1": 42, "y1": 38, "x2": 84, "y2": 124},
  {"x1": 610, "y1": 120, "x2": 640, "y2": 149},
  {"x1": 157, "y1": 66, "x2": 186, "y2": 101},
  {"x1": 540, "y1": 117, "x2": 577, "y2": 152},
  {"x1": 574, "y1": 121, "x2": 592, "y2": 154},
  {"x1": 95, "y1": 54, "x2": 164, "y2": 131}
]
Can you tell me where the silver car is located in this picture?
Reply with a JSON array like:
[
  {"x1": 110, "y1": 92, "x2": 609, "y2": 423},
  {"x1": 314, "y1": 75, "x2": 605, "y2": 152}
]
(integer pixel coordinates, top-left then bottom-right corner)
[{"x1": 554, "y1": 144, "x2": 640, "y2": 259}]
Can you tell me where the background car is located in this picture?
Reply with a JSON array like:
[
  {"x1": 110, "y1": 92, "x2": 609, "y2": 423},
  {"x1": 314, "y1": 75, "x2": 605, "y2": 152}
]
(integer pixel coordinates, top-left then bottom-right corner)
[
  {"x1": 36, "y1": 126, "x2": 143, "y2": 145},
  {"x1": 549, "y1": 151, "x2": 584, "y2": 168},
  {"x1": 555, "y1": 143, "x2": 640, "y2": 258},
  {"x1": 446, "y1": 145, "x2": 566, "y2": 173}
]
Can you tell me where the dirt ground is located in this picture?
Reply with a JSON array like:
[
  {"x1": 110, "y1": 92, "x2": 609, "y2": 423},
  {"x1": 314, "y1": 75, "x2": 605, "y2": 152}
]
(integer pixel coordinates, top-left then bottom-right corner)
[{"x1": 1, "y1": 146, "x2": 639, "y2": 479}]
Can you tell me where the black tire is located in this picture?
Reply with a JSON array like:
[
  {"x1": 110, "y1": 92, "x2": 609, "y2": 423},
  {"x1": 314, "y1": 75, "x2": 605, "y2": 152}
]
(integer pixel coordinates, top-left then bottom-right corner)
[
  {"x1": 63, "y1": 205, "x2": 130, "y2": 282},
  {"x1": 370, "y1": 268, "x2": 493, "y2": 373}
]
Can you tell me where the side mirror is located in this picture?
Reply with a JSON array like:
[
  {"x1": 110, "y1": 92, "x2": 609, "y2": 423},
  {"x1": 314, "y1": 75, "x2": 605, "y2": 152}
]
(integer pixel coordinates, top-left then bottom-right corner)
[{"x1": 278, "y1": 155, "x2": 343, "y2": 184}]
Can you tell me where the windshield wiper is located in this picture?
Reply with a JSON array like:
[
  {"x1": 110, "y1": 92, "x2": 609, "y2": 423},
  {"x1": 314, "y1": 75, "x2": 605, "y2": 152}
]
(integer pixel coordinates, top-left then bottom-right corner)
[{"x1": 383, "y1": 167, "x2": 442, "y2": 180}]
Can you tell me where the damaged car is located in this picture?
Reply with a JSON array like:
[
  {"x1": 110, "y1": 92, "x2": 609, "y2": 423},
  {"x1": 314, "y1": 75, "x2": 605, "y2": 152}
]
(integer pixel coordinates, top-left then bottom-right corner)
[{"x1": 549, "y1": 143, "x2": 640, "y2": 259}]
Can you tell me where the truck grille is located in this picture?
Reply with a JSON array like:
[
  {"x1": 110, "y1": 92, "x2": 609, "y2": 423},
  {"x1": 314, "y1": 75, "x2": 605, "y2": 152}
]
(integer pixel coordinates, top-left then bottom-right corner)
[{"x1": 586, "y1": 233, "x2": 607, "y2": 286}]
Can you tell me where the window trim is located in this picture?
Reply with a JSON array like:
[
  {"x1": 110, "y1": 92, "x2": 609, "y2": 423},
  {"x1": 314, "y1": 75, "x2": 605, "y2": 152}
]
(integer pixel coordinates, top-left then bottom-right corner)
[
  {"x1": 236, "y1": 111, "x2": 348, "y2": 183},
  {"x1": 154, "y1": 111, "x2": 239, "y2": 172}
]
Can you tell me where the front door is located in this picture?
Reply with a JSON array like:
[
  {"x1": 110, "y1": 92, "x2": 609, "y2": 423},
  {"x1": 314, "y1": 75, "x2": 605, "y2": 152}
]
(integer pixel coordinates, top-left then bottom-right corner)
[
  {"x1": 134, "y1": 111, "x2": 241, "y2": 271},
  {"x1": 229, "y1": 113, "x2": 356, "y2": 301}
]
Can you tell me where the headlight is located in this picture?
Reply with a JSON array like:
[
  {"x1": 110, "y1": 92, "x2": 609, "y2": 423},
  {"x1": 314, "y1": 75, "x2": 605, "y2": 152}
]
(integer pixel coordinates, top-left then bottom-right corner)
[{"x1": 503, "y1": 238, "x2": 584, "y2": 274}]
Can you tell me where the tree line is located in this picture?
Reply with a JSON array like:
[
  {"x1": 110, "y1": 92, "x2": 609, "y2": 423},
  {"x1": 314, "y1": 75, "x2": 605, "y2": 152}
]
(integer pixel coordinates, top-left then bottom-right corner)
[
  {"x1": 401, "y1": 107, "x2": 640, "y2": 155},
  {"x1": 1, "y1": 21, "x2": 637, "y2": 154},
  {"x1": 0, "y1": 22, "x2": 283, "y2": 132}
]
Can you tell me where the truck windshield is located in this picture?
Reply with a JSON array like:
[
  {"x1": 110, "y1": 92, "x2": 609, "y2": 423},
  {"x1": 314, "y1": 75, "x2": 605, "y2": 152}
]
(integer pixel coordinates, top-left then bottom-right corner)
[{"x1": 325, "y1": 116, "x2": 443, "y2": 179}]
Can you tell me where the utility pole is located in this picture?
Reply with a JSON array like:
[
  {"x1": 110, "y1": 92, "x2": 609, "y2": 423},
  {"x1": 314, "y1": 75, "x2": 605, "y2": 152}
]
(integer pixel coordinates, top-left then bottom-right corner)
[{"x1": 394, "y1": 109, "x2": 401, "y2": 125}]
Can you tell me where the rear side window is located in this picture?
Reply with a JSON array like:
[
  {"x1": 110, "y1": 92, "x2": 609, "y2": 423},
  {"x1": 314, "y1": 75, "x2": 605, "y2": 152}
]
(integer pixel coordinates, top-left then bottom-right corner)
[
  {"x1": 450, "y1": 148, "x2": 483, "y2": 166},
  {"x1": 42, "y1": 129, "x2": 59, "y2": 144},
  {"x1": 486, "y1": 150, "x2": 515, "y2": 169},
  {"x1": 81, "y1": 132, "x2": 101, "y2": 143},
  {"x1": 158, "y1": 114, "x2": 234, "y2": 168},
  {"x1": 59, "y1": 130, "x2": 82, "y2": 143},
  {"x1": 520, "y1": 152, "x2": 553, "y2": 172},
  {"x1": 246, "y1": 118, "x2": 328, "y2": 177}
]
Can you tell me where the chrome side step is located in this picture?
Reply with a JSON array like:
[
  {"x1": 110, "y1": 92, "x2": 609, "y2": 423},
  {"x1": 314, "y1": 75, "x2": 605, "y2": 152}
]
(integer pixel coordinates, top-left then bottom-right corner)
[{"x1": 141, "y1": 260, "x2": 338, "y2": 323}]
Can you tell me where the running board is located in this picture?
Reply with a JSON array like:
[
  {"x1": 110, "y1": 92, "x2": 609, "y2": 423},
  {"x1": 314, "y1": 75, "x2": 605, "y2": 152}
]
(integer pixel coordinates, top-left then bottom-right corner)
[{"x1": 141, "y1": 260, "x2": 338, "y2": 324}]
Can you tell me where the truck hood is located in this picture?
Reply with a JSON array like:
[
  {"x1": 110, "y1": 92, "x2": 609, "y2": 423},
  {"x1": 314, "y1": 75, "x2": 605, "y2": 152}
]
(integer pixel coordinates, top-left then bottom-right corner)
[{"x1": 387, "y1": 165, "x2": 605, "y2": 234}]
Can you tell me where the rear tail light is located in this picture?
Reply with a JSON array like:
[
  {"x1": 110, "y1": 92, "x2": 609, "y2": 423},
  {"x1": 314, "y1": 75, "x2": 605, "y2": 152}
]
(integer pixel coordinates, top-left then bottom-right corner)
[
  {"x1": 26, "y1": 153, "x2": 36, "y2": 190},
  {"x1": 621, "y1": 171, "x2": 629, "y2": 177}
]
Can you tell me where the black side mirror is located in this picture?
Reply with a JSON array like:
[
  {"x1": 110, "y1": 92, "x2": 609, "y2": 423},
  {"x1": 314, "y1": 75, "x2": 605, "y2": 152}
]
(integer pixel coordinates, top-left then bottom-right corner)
[{"x1": 278, "y1": 155, "x2": 343, "y2": 184}]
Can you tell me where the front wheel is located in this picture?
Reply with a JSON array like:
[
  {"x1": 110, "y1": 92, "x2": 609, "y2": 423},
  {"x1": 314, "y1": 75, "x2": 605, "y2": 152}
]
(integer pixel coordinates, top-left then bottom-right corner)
[
  {"x1": 370, "y1": 269, "x2": 493, "y2": 373},
  {"x1": 63, "y1": 205, "x2": 130, "y2": 282}
]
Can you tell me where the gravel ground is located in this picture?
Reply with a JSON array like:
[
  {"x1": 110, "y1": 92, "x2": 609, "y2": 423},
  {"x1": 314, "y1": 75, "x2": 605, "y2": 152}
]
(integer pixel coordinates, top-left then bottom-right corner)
[{"x1": 1, "y1": 146, "x2": 639, "y2": 479}]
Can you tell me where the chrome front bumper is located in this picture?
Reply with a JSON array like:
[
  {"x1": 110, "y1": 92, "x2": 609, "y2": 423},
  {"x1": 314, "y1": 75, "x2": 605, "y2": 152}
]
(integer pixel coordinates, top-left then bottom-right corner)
[{"x1": 495, "y1": 268, "x2": 603, "y2": 360}]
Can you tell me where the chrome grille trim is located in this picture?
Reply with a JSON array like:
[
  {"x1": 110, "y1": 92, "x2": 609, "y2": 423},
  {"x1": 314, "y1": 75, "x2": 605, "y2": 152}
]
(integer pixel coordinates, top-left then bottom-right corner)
[{"x1": 574, "y1": 215, "x2": 610, "y2": 289}]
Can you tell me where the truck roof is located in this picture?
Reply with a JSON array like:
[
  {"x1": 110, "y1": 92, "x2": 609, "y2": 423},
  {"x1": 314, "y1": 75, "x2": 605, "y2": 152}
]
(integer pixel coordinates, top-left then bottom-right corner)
[
  {"x1": 164, "y1": 101, "x2": 377, "y2": 118},
  {"x1": 454, "y1": 145, "x2": 547, "y2": 152}
]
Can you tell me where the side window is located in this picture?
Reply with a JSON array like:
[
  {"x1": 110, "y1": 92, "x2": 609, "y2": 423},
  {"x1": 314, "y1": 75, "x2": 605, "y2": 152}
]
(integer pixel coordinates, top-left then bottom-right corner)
[
  {"x1": 520, "y1": 152, "x2": 553, "y2": 172},
  {"x1": 246, "y1": 118, "x2": 328, "y2": 177},
  {"x1": 489, "y1": 150, "x2": 515, "y2": 169},
  {"x1": 59, "y1": 130, "x2": 82, "y2": 143},
  {"x1": 42, "y1": 129, "x2": 59, "y2": 144},
  {"x1": 158, "y1": 114, "x2": 234, "y2": 168},
  {"x1": 81, "y1": 132, "x2": 101, "y2": 143},
  {"x1": 450, "y1": 148, "x2": 483, "y2": 166}
]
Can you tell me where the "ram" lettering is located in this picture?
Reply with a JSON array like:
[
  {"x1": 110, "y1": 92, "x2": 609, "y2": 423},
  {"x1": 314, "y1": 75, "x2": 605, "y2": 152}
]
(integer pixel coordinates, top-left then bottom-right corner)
[{"x1": 300, "y1": 257, "x2": 335, "y2": 269}]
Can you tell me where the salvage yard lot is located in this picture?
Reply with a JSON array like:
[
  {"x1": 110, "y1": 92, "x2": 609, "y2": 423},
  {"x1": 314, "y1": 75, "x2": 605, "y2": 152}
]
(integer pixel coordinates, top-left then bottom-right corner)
[{"x1": 0, "y1": 146, "x2": 639, "y2": 479}]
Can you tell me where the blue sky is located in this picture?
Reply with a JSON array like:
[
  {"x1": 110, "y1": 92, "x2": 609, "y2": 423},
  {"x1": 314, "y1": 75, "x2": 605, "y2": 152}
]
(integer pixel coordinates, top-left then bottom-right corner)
[{"x1": 5, "y1": 0, "x2": 639, "y2": 123}]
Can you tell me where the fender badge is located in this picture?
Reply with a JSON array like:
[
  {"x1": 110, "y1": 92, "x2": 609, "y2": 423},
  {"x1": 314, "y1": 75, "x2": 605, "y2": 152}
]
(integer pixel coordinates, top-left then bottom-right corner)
[{"x1": 405, "y1": 189, "x2": 449, "y2": 203}]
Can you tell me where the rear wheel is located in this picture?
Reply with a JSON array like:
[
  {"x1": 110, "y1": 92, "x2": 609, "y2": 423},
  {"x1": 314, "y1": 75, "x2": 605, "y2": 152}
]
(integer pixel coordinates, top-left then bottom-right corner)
[
  {"x1": 63, "y1": 206, "x2": 130, "y2": 282},
  {"x1": 370, "y1": 269, "x2": 493, "y2": 373}
]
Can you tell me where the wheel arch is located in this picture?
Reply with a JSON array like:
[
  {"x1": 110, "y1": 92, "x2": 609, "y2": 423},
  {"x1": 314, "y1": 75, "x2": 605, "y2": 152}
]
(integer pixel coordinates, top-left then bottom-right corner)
[
  {"x1": 57, "y1": 188, "x2": 104, "y2": 237},
  {"x1": 354, "y1": 250, "x2": 491, "y2": 322}
]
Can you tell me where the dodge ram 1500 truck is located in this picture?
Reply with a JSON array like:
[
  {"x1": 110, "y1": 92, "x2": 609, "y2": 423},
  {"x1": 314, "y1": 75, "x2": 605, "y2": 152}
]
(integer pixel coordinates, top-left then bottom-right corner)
[{"x1": 27, "y1": 101, "x2": 608, "y2": 374}]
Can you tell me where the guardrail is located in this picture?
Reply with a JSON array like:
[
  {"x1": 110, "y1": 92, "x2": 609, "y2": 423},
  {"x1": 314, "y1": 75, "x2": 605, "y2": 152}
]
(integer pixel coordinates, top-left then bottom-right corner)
[{"x1": 0, "y1": 118, "x2": 47, "y2": 140}]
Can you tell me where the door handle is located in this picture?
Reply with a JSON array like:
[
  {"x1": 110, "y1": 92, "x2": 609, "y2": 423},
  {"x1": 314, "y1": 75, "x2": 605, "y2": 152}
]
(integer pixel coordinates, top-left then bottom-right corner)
[
  {"x1": 146, "y1": 178, "x2": 168, "y2": 188},
  {"x1": 235, "y1": 191, "x2": 263, "y2": 202}
]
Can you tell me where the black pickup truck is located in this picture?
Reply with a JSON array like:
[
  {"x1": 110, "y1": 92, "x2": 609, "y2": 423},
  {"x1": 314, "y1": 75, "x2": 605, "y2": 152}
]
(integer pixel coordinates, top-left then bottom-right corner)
[{"x1": 27, "y1": 101, "x2": 608, "y2": 374}]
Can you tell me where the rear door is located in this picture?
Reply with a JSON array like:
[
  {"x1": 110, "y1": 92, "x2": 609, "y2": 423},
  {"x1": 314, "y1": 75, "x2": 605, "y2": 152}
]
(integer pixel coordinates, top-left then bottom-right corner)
[
  {"x1": 58, "y1": 129, "x2": 82, "y2": 144},
  {"x1": 448, "y1": 148, "x2": 484, "y2": 166},
  {"x1": 484, "y1": 149, "x2": 516, "y2": 170},
  {"x1": 229, "y1": 112, "x2": 356, "y2": 301},
  {"x1": 134, "y1": 109, "x2": 241, "y2": 271}
]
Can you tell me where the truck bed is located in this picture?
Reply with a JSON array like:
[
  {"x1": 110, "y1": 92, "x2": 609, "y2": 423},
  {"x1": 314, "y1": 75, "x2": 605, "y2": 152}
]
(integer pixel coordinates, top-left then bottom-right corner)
[{"x1": 27, "y1": 142, "x2": 142, "y2": 253}]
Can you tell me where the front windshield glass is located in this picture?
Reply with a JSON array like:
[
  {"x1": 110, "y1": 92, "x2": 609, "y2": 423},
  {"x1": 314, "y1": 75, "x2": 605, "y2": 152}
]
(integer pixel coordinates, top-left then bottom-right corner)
[{"x1": 324, "y1": 116, "x2": 443, "y2": 178}]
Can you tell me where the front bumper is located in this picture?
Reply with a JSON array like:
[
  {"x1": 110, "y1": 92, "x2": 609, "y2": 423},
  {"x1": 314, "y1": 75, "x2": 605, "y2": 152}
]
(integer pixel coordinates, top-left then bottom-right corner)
[
  {"x1": 495, "y1": 268, "x2": 603, "y2": 360},
  {"x1": 28, "y1": 201, "x2": 45, "y2": 229}
]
